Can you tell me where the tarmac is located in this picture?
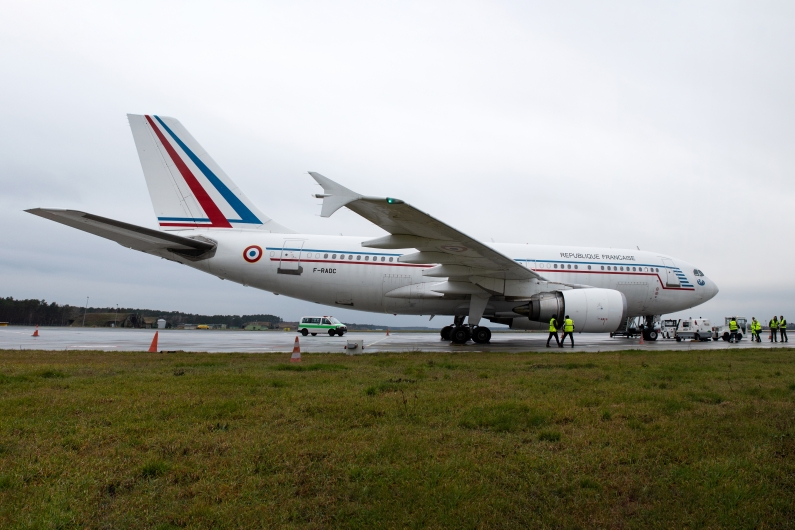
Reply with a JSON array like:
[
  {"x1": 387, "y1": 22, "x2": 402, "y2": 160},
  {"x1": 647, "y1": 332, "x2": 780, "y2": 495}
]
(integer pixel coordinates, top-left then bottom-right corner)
[{"x1": 0, "y1": 326, "x2": 792, "y2": 354}]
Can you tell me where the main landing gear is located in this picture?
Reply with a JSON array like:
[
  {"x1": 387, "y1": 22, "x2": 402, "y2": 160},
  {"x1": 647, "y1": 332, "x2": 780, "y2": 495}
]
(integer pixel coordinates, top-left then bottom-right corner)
[{"x1": 440, "y1": 316, "x2": 492, "y2": 344}]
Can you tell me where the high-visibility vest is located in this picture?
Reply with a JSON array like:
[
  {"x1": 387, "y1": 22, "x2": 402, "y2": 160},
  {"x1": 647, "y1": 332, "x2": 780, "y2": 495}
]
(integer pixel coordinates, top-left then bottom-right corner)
[
  {"x1": 549, "y1": 318, "x2": 557, "y2": 332},
  {"x1": 770, "y1": 319, "x2": 778, "y2": 329},
  {"x1": 753, "y1": 321, "x2": 761, "y2": 332},
  {"x1": 729, "y1": 320, "x2": 738, "y2": 331},
  {"x1": 781, "y1": 319, "x2": 787, "y2": 329},
  {"x1": 564, "y1": 319, "x2": 574, "y2": 332}
]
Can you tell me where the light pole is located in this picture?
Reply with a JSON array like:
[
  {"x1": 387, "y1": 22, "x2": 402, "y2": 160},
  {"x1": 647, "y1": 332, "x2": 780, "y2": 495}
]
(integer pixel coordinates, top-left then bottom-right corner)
[
  {"x1": 82, "y1": 296, "x2": 89, "y2": 327},
  {"x1": 115, "y1": 303, "x2": 118, "y2": 328}
]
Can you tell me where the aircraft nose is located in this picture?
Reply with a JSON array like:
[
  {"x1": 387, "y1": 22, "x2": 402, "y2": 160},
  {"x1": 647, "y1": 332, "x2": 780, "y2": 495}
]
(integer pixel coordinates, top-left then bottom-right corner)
[{"x1": 706, "y1": 278, "x2": 719, "y2": 300}]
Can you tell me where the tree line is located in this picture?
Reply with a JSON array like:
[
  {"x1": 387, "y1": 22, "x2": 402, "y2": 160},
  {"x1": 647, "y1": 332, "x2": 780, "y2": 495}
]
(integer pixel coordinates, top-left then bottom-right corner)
[{"x1": 0, "y1": 297, "x2": 282, "y2": 328}]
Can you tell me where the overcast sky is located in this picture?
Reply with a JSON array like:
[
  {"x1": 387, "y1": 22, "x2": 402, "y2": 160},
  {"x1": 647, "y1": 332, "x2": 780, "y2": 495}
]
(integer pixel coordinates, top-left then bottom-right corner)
[{"x1": 1, "y1": 1, "x2": 793, "y2": 326}]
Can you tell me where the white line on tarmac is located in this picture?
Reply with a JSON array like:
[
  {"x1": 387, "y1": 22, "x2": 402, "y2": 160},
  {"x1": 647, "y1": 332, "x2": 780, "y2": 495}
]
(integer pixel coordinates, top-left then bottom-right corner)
[{"x1": 365, "y1": 336, "x2": 393, "y2": 348}]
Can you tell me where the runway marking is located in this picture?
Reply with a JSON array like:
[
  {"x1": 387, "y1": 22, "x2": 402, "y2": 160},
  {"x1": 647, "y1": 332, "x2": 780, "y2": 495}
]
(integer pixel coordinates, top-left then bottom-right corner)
[{"x1": 365, "y1": 336, "x2": 393, "y2": 348}]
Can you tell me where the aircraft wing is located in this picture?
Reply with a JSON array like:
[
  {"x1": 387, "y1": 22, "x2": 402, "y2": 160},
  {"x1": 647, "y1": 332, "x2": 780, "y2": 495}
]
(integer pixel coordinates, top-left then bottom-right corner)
[
  {"x1": 309, "y1": 173, "x2": 542, "y2": 281},
  {"x1": 26, "y1": 209, "x2": 216, "y2": 259}
]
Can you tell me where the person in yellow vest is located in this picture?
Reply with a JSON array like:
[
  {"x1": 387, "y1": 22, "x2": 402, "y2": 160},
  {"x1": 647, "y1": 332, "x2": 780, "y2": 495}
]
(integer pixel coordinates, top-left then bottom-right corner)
[
  {"x1": 751, "y1": 317, "x2": 762, "y2": 343},
  {"x1": 546, "y1": 317, "x2": 560, "y2": 347},
  {"x1": 780, "y1": 316, "x2": 788, "y2": 342},
  {"x1": 769, "y1": 316, "x2": 779, "y2": 342},
  {"x1": 561, "y1": 315, "x2": 575, "y2": 348},
  {"x1": 729, "y1": 317, "x2": 739, "y2": 343}
]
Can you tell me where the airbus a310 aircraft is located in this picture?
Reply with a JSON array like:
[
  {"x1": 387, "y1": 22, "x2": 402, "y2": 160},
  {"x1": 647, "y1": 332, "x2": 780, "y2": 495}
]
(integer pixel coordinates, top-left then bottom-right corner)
[{"x1": 27, "y1": 115, "x2": 719, "y2": 344}]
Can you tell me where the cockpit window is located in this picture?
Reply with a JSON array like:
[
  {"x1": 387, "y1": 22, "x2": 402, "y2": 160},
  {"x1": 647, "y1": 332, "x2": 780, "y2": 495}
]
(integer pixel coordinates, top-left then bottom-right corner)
[{"x1": 693, "y1": 269, "x2": 705, "y2": 277}]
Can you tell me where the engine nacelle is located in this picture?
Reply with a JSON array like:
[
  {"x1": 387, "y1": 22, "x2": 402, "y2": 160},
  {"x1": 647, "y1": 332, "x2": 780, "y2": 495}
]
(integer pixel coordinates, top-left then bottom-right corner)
[{"x1": 512, "y1": 288, "x2": 628, "y2": 333}]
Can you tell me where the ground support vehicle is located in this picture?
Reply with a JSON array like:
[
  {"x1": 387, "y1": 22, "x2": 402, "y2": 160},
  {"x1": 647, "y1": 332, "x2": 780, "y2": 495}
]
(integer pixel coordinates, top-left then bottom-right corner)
[
  {"x1": 611, "y1": 316, "x2": 661, "y2": 341},
  {"x1": 298, "y1": 316, "x2": 347, "y2": 336},
  {"x1": 660, "y1": 319, "x2": 678, "y2": 339},
  {"x1": 675, "y1": 318, "x2": 712, "y2": 341},
  {"x1": 712, "y1": 317, "x2": 747, "y2": 342}
]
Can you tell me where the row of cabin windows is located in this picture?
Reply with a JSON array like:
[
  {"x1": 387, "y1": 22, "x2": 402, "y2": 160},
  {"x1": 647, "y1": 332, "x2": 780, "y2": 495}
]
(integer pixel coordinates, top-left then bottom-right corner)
[
  {"x1": 303, "y1": 253, "x2": 395, "y2": 262},
  {"x1": 536, "y1": 263, "x2": 661, "y2": 273}
]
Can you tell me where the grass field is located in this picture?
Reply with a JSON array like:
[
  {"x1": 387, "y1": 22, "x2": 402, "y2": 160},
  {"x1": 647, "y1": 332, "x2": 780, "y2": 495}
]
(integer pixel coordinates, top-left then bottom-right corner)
[{"x1": 1, "y1": 348, "x2": 794, "y2": 529}]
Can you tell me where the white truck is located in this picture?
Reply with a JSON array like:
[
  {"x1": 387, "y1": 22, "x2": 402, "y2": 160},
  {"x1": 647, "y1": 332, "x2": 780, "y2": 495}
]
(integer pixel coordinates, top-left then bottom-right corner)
[
  {"x1": 660, "y1": 319, "x2": 679, "y2": 339},
  {"x1": 675, "y1": 318, "x2": 712, "y2": 342},
  {"x1": 712, "y1": 317, "x2": 747, "y2": 342}
]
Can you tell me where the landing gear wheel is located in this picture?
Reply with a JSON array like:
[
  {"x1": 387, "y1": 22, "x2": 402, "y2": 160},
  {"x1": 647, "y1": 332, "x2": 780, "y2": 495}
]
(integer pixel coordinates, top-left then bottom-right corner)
[
  {"x1": 441, "y1": 326, "x2": 453, "y2": 341},
  {"x1": 301, "y1": 329, "x2": 309, "y2": 336},
  {"x1": 311, "y1": 333, "x2": 317, "y2": 336},
  {"x1": 450, "y1": 326, "x2": 471, "y2": 344},
  {"x1": 647, "y1": 330, "x2": 658, "y2": 341},
  {"x1": 472, "y1": 326, "x2": 492, "y2": 344},
  {"x1": 722, "y1": 332, "x2": 730, "y2": 342},
  {"x1": 676, "y1": 336, "x2": 682, "y2": 342},
  {"x1": 328, "y1": 329, "x2": 336, "y2": 337},
  {"x1": 694, "y1": 333, "x2": 701, "y2": 342},
  {"x1": 736, "y1": 333, "x2": 742, "y2": 342}
]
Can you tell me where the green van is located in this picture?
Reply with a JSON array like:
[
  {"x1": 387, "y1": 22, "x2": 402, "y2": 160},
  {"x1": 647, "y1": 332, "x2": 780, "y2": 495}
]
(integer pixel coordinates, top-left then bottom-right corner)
[{"x1": 298, "y1": 316, "x2": 347, "y2": 336}]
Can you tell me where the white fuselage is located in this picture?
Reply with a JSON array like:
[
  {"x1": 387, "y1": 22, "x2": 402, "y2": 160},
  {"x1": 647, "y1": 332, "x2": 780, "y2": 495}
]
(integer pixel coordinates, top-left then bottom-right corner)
[{"x1": 167, "y1": 231, "x2": 718, "y2": 325}]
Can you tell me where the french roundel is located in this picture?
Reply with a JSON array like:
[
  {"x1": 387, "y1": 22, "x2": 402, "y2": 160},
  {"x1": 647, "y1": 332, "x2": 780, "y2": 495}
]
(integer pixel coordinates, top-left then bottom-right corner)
[{"x1": 243, "y1": 245, "x2": 263, "y2": 263}]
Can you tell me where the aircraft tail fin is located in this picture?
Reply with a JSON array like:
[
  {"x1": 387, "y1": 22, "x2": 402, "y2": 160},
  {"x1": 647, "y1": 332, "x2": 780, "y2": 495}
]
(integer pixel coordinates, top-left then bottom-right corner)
[{"x1": 127, "y1": 114, "x2": 292, "y2": 233}]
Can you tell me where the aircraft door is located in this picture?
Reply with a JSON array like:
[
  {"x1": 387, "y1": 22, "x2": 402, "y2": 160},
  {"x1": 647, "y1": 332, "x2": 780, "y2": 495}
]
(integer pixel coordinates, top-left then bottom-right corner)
[
  {"x1": 278, "y1": 240, "x2": 305, "y2": 275},
  {"x1": 660, "y1": 258, "x2": 680, "y2": 287}
]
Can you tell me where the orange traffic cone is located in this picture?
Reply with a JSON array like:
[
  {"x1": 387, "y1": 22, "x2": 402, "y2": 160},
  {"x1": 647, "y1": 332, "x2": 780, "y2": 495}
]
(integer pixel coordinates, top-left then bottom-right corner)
[
  {"x1": 639, "y1": 332, "x2": 645, "y2": 345},
  {"x1": 290, "y1": 336, "x2": 301, "y2": 362},
  {"x1": 148, "y1": 331, "x2": 159, "y2": 353},
  {"x1": 32, "y1": 325, "x2": 39, "y2": 337}
]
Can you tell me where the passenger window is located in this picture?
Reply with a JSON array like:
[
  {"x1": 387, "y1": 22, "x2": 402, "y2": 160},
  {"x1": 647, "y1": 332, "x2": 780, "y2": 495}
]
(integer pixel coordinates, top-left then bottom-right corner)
[
  {"x1": 357, "y1": 255, "x2": 361, "y2": 260},
  {"x1": 620, "y1": 266, "x2": 624, "y2": 271},
  {"x1": 600, "y1": 266, "x2": 604, "y2": 270},
  {"x1": 332, "y1": 254, "x2": 336, "y2": 259},
  {"x1": 574, "y1": 265, "x2": 578, "y2": 269},
  {"x1": 381, "y1": 257, "x2": 385, "y2": 262},
  {"x1": 348, "y1": 255, "x2": 353, "y2": 260},
  {"x1": 365, "y1": 256, "x2": 369, "y2": 261},
  {"x1": 567, "y1": 264, "x2": 571, "y2": 269},
  {"x1": 389, "y1": 257, "x2": 393, "y2": 262},
  {"x1": 632, "y1": 267, "x2": 636, "y2": 271},
  {"x1": 324, "y1": 254, "x2": 328, "y2": 259},
  {"x1": 554, "y1": 264, "x2": 558, "y2": 269}
]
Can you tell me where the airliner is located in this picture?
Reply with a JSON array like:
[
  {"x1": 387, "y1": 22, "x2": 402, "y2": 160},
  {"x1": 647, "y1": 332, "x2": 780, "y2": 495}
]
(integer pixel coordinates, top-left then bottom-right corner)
[{"x1": 27, "y1": 115, "x2": 719, "y2": 344}]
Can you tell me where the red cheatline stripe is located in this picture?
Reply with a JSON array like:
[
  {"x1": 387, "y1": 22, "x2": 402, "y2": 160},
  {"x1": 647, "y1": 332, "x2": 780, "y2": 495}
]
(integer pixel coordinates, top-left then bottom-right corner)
[{"x1": 145, "y1": 115, "x2": 231, "y2": 228}]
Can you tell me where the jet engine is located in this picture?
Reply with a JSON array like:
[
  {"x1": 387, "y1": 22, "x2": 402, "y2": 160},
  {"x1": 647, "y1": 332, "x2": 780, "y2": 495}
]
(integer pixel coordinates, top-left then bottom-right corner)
[{"x1": 512, "y1": 288, "x2": 628, "y2": 333}]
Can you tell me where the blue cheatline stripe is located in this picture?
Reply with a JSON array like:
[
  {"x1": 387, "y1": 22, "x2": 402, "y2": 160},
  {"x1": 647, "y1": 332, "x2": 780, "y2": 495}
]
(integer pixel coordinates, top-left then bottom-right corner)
[
  {"x1": 266, "y1": 247, "x2": 402, "y2": 256},
  {"x1": 158, "y1": 217, "x2": 211, "y2": 222},
  {"x1": 516, "y1": 259, "x2": 675, "y2": 269},
  {"x1": 158, "y1": 216, "x2": 252, "y2": 223},
  {"x1": 154, "y1": 116, "x2": 262, "y2": 225}
]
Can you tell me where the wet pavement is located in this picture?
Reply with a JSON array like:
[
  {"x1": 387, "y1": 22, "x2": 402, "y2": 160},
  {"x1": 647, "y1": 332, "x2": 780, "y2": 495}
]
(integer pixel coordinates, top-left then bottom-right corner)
[{"x1": 1, "y1": 327, "x2": 791, "y2": 354}]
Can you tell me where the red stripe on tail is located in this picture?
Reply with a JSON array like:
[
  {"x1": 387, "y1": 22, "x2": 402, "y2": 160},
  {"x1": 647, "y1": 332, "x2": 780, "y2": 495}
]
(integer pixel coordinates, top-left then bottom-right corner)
[{"x1": 145, "y1": 115, "x2": 231, "y2": 228}]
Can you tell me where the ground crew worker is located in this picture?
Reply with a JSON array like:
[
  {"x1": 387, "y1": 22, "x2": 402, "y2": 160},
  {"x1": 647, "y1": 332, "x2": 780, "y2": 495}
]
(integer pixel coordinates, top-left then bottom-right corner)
[
  {"x1": 562, "y1": 315, "x2": 575, "y2": 348},
  {"x1": 729, "y1": 317, "x2": 739, "y2": 343},
  {"x1": 780, "y1": 316, "x2": 788, "y2": 342},
  {"x1": 546, "y1": 316, "x2": 560, "y2": 347},
  {"x1": 751, "y1": 318, "x2": 762, "y2": 343},
  {"x1": 770, "y1": 316, "x2": 779, "y2": 342}
]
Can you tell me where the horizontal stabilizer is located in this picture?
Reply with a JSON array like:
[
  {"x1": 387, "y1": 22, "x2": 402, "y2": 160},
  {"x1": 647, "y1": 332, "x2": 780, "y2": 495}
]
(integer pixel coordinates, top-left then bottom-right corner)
[{"x1": 26, "y1": 209, "x2": 216, "y2": 260}]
